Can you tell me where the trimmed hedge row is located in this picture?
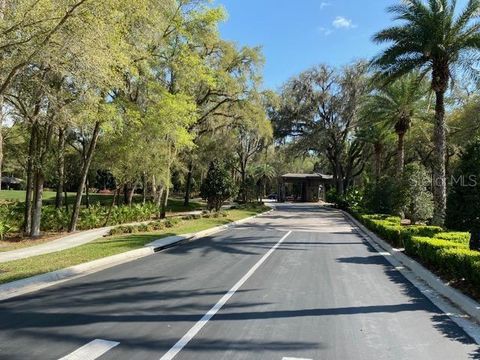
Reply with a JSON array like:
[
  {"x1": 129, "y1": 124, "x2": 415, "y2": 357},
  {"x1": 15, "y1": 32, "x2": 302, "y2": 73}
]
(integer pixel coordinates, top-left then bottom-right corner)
[
  {"x1": 405, "y1": 236, "x2": 480, "y2": 290},
  {"x1": 354, "y1": 213, "x2": 443, "y2": 248},
  {"x1": 354, "y1": 212, "x2": 480, "y2": 296},
  {"x1": 107, "y1": 211, "x2": 228, "y2": 236}
]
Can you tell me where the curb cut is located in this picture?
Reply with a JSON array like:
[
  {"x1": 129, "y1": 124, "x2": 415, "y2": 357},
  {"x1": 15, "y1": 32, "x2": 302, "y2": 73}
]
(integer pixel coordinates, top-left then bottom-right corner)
[
  {"x1": 342, "y1": 210, "x2": 480, "y2": 324},
  {"x1": 0, "y1": 209, "x2": 274, "y2": 302}
]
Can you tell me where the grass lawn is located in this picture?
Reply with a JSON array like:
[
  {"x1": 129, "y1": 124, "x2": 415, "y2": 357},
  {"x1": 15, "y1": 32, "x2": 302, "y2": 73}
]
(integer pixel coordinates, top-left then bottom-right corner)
[
  {"x1": 0, "y1": 207, "x2": 269, "y2": 284},
  {"x1": 0, "y1": 190, "x2": 204, "y2": 211}
]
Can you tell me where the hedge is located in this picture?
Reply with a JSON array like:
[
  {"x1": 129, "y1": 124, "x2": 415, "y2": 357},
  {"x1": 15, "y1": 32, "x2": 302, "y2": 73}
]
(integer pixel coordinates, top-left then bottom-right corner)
[
  {"x1": 405, "y1": 236, "x2": 480, "y2": 290},
  {"x1": 354, "y1": 213, "x2": 442, "y2": 248},
  {"x1": 354, "y1": 212, "x2": 480, "y2": 297}
]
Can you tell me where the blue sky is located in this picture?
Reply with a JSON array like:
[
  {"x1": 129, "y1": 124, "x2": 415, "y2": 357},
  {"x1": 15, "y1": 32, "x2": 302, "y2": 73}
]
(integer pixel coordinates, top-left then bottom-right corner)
[{"x1": 215, "y1": 0, "x2": 468, "y2": 90}]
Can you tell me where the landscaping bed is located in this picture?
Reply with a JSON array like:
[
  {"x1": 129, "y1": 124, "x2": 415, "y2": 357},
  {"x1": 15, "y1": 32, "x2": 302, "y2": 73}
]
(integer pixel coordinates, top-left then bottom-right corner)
[
  {"x1": 0, "y1": 204, "x2": 270, "y2": 285},
  {"x1": 353, "y1": 213, "x2": 480, "y2": 301},
  {"x1": 0, "y1": 196, "x2": 204, "y2": 241}
]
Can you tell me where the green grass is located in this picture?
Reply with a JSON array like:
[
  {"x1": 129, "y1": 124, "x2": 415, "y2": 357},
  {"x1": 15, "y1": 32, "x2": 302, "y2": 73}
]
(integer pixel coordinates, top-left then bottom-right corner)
[
  {"x1": 0, "y1": 206, "x2": 268, "y2": 284},
  {"x1": 0, "y1": 190, "x2": 204, "y2": 211}
]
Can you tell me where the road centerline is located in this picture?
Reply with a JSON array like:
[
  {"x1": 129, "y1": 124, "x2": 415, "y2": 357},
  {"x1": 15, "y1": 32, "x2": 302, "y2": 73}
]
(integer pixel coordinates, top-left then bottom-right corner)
[
  {"x1": 58, "y1": 339, "x2": 119, "y2": 360},
  {"x1": 159, "y1": 230, "x2": 293, "y2": 360}
]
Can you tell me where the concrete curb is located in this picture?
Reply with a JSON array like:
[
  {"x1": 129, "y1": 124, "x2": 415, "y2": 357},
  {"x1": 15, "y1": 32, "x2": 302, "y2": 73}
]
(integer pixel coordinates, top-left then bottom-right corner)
[
  {"x1": 0, "y1": 209, "x2": 273, "y2": 302},
  {"x1": 342, "y1": 210, "x2": 480, "y2": 323}
]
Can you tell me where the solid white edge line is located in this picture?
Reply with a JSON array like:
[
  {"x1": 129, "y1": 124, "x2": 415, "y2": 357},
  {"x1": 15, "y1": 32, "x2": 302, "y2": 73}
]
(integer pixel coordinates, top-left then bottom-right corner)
[
  {"x1": 58, "y1": 339, "x2": 120, "y2": 360},
  {"x1": 282, "y1": 357, "x2": 313, "y2": 360},
  {"x1": 159, "y1": 230, "x2": 293, "y2": 360}
]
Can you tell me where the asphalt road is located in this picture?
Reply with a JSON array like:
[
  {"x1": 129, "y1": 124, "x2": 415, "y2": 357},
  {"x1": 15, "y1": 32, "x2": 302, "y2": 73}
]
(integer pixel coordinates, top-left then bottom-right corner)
[{"x1": 0, "y1": 203, "x2": 479, "y2": 360}]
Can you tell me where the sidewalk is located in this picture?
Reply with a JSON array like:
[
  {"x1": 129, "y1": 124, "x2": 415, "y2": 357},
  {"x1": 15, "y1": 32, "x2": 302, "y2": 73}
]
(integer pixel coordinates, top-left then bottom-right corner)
[{"x1": 0, "y1": 210, "x2": 204, "y2": 264}]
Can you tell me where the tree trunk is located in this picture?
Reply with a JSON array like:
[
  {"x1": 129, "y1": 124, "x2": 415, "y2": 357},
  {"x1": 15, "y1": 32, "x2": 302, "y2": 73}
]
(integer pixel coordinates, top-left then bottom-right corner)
[
  {"x1": 142, "y1": 172, "x2": 147, "y2": 205},
  {"x1": 23, "y1": 123, "x2": 37, "y2": 234},
  {"x1": 85, "y1": 178, "x2": 90, "y2": 208},
  {"x1": 55, "y1": 128, "x2": 65, "y2": 208},
  {"x1": 240, "y1": 160, "x2": 247, "y2": 203},
  {"x1": 432, "y1": 90, "x2": 447, "y2": 226},
  {"x1": 64, "y1": 188, "x2": 69, "y2": 212},
  {"x1": 123, "y1": 183, "x2": 128, "y2": 205},
  {"x1": 396, "y1": 131, "x2": 405, "y2": 176},
  {"x1": 184, "y1": 161, "x2": 193, "y2": 206},
  {"x1": 69, "y1": 121, "x2": 101, "y2": 232},
  {"x1": 470, "y1": 229, "x2": 480, "y2": 251},
  {"x1": 335, "y1": 159, "x2": 343, "y2": 196},
  {"x1": 156, "y1": 185, "x2": 164, "y2": 208},
  {"x1": 104, "y1": 186, "x2": 119, "y2": 226},
  {"x1": 160, "y1": 186, "x2": 169, "y2": 219},
  {"x1": 30, "y1": 169, "x2": 44, "y2": 237},
  {"x1": 127, "y1": 183, "x2": 136, "y2": 206}
]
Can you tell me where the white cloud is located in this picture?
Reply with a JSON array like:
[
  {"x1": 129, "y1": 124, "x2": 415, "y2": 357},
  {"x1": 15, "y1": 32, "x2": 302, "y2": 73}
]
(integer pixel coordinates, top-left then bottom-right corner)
[
  {"x1": 320, "y1": 2, "x2": 331, "y2": 10},
  {"x1": 332, "y1": 16, "x2": 356, "y2": 29},
  {"x1": 317, "y1": 26, "x2": 333, "y2": 36}
]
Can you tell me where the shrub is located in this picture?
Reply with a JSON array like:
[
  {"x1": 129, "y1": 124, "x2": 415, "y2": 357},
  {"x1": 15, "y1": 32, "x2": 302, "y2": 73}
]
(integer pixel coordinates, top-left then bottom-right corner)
[
  {"x1": 446, "y1": 139, "x2": 480, "y2": 250},
  {"x1": 357, "y1": 212, "x2": 480, "y2": 298},
  {"x1": 200, "y1": 160, "x2": 236, "y2": 211},
  {"x1": 433, "y1": 232, "x2": 470, "y2": 244},
  {"x1": 0, "y1": 221, "x2": 12, "y2": 240},
  {"x1": 164, "y1": 218, "x2": 181, "y2": 228},
  {"x1": 41, "y1": 207, "x2": 70, "y2": 232},
  {"x1": 394, "y1": 163, "x2": 433, "y2": 224},
  {"x1": 356, "y1": 213, "x2": 441, "y2": 248},
  {"x1": 362, "y1": 177, "x2": 397, "y2": 214},
  {"x1": 404, "y1": 236, "x2": 480, "y2": 290}
]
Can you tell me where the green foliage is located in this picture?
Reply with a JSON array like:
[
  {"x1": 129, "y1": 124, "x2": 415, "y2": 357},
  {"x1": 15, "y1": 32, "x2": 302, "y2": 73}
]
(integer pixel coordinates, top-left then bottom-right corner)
[
  {"x1": 0, "y1": 221, "x2": 12, "y2": 241},
  {"x1": 326, "y1": 188, "x2": 363, "y2": 212},
  {"x1": 404, "y1": 236, "x2": 480, "y2": 291},
  {"x1": 201, "y1": 160, "x2": 236, "y2": 211},
  {"x1": 395, "y1": 163, "x2": 433, "y2": 224},
  {"x1": 362, "y1": 178, "x2": 397, "y2": 214},
  {"x1": 446, "y1": 139, "x2": 480, "y2": 231},
  {"x1": 356, "y1": 212, "x2": 480, "y2": 296},
  {"x1": 356, "y1": 213, "x2": 442, "y2": 248}
]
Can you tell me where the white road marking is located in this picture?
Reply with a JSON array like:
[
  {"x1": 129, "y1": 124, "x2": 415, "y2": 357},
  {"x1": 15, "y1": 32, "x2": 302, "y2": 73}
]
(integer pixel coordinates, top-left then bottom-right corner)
[
  {"x1": 282, "y1": 357, "x2": 313, "y2": 360},
  {"x1": 159, "y1": 230, "x2": 293, "y2": 360},
  {"x1": 58, "y1": 339, "x2": 119, "y2": 360}
]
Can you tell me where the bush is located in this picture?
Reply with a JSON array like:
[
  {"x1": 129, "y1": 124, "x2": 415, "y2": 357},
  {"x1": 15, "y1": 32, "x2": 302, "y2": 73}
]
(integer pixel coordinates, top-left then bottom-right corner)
[
  {"x1": 394, "y1": 163, "x2": 433, "y2": 224},
  {"x1": 0, "y1": 221, "x2": 12, "y2": 240},
  {"x1": 200, "y1": 160, "x2": 236, "y2": 211},
  {"x1": 356, "y1": 213, "x2": 442, "y2": 248},
  {"x1": 446, "y1": 140, "x2": 480, "y2": 249},
  {"x1": 41, "y1": 207, "x2": 70, "y2": 232},
  {"x1": 362, "y1": 178, "x2": 397, "y2": 214},
  {"x1": 433, "y1": 232, "x2": 470, "y2": 244},
  {"x1": 404, "y1": 236, "x2": 480, "y2": 290}
]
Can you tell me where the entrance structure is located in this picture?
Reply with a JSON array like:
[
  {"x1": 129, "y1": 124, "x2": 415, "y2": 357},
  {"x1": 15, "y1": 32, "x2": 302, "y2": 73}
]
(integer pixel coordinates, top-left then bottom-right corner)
[{"x1": 279, "y1": 173, "x2": 333, "y2": 202}]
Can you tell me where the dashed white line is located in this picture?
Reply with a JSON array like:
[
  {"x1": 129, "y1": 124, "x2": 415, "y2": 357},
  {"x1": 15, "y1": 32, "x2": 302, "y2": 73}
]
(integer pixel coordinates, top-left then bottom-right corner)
[
  {"x1": 282, "y1": 357, "x2": 313, "y2": 360},
  {"x1": 159, "y1": 230, "x2": 293, "y2": 360},
  {"x1": 58, "y1": 339, "x2": 119, "y2": 360}
]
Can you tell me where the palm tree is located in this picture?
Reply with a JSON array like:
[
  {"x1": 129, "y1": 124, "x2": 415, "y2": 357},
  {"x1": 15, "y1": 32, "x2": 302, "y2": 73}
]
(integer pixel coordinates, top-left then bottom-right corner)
[
  {"x1": 252, "y1": 163, "x2": 276, "y2": 199},
  {"x1": 365, "y1": 74, "x2": 429, "y2": 176},
  {"x1": 372, "y1": 0, "x2": 480, "y2": 226}
]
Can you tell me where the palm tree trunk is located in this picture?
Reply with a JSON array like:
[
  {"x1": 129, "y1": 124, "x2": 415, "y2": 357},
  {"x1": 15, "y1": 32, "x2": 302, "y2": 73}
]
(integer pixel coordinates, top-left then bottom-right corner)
[
  {"x1": 432, "y1": 90, "x2": 447, "y2": 226},
  {"x1": 396, "y1": 132, "x2": 405, "y2": 176}
]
